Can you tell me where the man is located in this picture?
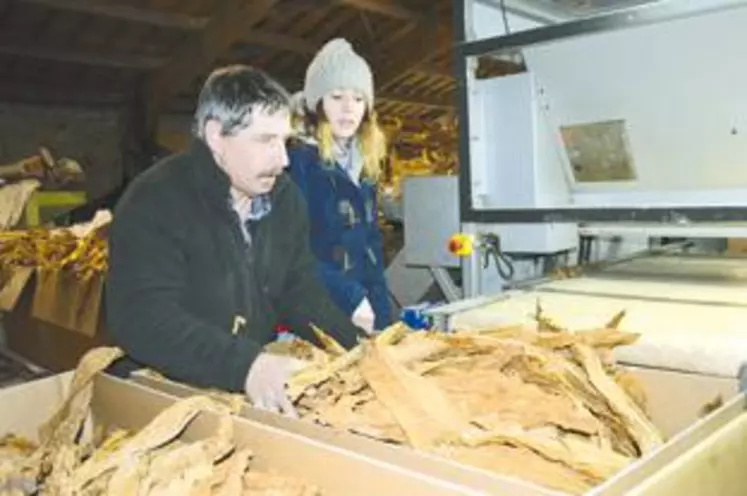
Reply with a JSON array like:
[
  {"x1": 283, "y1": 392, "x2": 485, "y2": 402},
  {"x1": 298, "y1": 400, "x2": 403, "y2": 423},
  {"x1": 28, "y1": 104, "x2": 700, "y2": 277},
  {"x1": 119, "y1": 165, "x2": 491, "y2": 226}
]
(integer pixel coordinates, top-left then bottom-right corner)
[{"x1": 105, "y1": 65, "x2": 365, "y2": 416}]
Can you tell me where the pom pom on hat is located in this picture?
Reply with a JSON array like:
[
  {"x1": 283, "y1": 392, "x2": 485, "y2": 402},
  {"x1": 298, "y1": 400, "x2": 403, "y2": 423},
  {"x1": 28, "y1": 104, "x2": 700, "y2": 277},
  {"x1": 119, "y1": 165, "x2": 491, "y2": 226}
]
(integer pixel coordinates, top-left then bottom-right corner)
[{"x1": 303, "y1": 38, "x2": 374, "y2": 112}]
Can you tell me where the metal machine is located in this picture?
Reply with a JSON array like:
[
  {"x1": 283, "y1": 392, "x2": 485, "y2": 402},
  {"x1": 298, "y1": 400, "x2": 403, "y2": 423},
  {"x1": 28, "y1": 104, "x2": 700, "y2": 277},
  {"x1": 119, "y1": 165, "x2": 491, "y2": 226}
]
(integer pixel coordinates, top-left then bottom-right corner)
[
  {"x1": 395, "y1": 3, "x2": 747, "y2": 490},
  {"x1": 398, "y1": 0, "x2": 747, "y2": 375},
  {"x1": 401, "y1": 0, "x2": 747, "y2": 289},
  {"x1": 455, "y1": 0, "x2": 747, "y2": 294}
]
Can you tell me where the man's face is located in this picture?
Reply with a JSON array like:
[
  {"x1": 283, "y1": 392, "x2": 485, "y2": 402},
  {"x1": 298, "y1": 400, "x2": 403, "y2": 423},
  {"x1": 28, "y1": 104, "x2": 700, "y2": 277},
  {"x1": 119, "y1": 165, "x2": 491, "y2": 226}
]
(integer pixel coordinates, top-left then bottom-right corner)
[
  {"x1": 206, "y1": 107, "x2": 292, "y2": 198},
  {"x1": 322, "y1": 89, "x2": 366, "y2": 139}
]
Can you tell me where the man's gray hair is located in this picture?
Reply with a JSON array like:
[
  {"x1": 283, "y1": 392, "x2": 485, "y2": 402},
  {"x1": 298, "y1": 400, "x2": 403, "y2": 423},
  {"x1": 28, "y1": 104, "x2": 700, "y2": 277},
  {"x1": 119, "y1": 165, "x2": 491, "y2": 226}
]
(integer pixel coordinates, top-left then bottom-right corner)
[{"x1": 193, "y1": 65, "x2": 291, "y2": 139}]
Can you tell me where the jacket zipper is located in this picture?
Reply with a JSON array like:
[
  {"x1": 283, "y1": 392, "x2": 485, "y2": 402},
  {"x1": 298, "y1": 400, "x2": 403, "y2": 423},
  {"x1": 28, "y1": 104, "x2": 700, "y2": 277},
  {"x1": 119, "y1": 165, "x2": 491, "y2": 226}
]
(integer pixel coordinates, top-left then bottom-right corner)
[{"x1": 227, "y1": 213, "x2": 254, "y2": 334}]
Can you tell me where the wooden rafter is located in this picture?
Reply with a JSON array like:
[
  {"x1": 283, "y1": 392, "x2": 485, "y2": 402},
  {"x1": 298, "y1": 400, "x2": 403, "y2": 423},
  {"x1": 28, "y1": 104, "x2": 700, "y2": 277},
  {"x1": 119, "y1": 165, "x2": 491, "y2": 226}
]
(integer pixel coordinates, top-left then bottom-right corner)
[
  {"x1": 9, "y1": 0, "x2": 458, "y2": 115},
  {"x1": 336, "y1": 0, "x2": 422, "y2": 21},
  {"x1": 238, "y1": 32, "x2": 317, "y2": 55},
  {"x1": 17, "y1": 0, "x2": 207, "y2": 29},
  {"x1": 417, "y1": 64, "x2": 453, "y2": 78},
  {"x1": 376, "y1": 24, "x2": 453, "y2": 93},
  {"x1": 0, "y1": 83, "x2": 125, "y2": 107},
  {"x1": 18, "y1": 0, "x2": 319, "y2": 56},
  {"x1": 168, "y1": 70, "x2": 454, "y2": 111},
  {"x1": 0, "y1": 42, "x2": 164, "y2": 70},
  {"x1": 17, "y1": 0, "x2": 431, "y2": 56},
  {"x1": 377, "y1": 93, "x2": 452, "y2": 110},
  {"x1": 146, "y1": 0, "x2": 278, "y2": 124}
]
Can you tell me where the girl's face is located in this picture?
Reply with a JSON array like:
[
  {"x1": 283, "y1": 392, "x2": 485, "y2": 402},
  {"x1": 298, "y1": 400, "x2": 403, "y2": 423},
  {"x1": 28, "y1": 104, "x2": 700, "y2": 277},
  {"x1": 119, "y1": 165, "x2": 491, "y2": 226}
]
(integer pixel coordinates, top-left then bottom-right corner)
[{"x1": 322, "y1": 88, "x2": 366, "y2": 139}]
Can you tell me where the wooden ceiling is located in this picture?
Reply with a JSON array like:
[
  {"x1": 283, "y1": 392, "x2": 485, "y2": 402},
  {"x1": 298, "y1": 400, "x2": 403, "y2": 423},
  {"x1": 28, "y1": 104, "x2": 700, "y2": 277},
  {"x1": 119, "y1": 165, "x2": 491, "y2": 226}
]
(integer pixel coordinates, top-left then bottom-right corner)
[{"x1": 0, "y1": 0, "x2": 457, "y2": 122}]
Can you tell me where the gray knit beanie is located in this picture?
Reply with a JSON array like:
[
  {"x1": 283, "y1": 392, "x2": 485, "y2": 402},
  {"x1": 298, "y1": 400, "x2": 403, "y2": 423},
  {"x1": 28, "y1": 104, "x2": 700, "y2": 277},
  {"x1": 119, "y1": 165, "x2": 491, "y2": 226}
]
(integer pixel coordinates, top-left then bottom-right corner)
[{"x1": 303, "y1": 38, "x2": 374, "y2": 113}]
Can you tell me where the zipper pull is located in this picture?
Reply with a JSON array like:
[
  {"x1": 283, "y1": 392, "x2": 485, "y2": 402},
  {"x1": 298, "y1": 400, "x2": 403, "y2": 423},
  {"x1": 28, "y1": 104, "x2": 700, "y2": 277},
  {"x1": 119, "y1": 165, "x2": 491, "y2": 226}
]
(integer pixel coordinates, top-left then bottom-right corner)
[{"x1": 232, "y1": 315, "x2": 247, "y2": 335}]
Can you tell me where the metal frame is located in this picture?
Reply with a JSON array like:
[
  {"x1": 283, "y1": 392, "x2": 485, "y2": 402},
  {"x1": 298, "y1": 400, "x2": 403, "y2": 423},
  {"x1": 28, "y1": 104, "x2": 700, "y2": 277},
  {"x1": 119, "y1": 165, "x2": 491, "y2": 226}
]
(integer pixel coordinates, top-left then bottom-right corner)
[{"x1": 454, "y1": 0, "x2": 747, "y2": 224}]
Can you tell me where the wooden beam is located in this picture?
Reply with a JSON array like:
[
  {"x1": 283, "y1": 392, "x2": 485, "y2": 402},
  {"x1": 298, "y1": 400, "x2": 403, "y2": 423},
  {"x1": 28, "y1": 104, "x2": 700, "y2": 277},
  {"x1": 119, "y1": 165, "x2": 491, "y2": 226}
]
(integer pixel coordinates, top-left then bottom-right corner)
[
  {"x1": 147, "y1": 0, "x2": 279, "y2": 120},
  {"x1": 0, "y1": 83, "x2": 125, "y2": 107},
  {"x1": 260, "y1": 66, "x2": 454, "y2": 111},
  {"x1": 377, "y1": 92, "x2": 453, "y2": 111},
  {"x1": 17, "y1": 0, "x2": 451, "y2": 109},
  {"x1": 166, "y1": 73, "x2": 453, "y2": 114},
  {"x1": 238, "y1": 31, "x2": 317, "y2": 55},
  {"x1": 23, "y1": 0, "x2": 425, "y2": 25},
  {"x1": 416, "y1": 63, "x2": 453, "y2": 78},
  {"x1": 19, "y1": 0, "x2": 447, "y2": 61},
  {"x1": 18, "y1": 0, "x2": 318, "y2": 57},
  {"x1": 19, "y1": 0, "x2": 453, "y2": 81},
  {"x1": 17, "y1": 0, "x2": 207, "y2": 30},
  {"x1": 337, "y1": 0, "x2": 420, "y2": 21},
  {"x1": 0, "y1": 42, "x2": 165, "y2": 69},
  {"x1": 375, "y1": 24, "x2": 453, "y2": 93}
]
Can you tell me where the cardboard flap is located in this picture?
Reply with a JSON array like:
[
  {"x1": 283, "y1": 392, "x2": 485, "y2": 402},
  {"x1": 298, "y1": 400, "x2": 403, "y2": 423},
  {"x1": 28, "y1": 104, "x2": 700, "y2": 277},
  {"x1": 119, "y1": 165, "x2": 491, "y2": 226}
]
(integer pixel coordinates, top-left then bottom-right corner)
[
  {"x1": 0, "y1": 266, "x2": 33, "y2": 311},
  {"x1": 0, "y1": 372, "x2": 73, "y2": 440},
  {"x1": 0, "y1": 373, "x2": 488, "y2": 496},
  {"x1": 31, "y1": 269, "x2": 103, "y2": 337}
]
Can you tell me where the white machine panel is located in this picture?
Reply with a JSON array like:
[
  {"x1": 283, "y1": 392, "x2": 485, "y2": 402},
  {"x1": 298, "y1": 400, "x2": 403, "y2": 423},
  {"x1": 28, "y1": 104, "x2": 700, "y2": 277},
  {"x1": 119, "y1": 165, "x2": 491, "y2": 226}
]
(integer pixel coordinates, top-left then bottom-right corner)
[
  {"x1": 468, "y1": 72, "x2": 577, "y2": 253},
  {"x1": 468, "y1": 1, "x2": 747, "y2": 211},
  {"x1": 403, "y1": 176, "x2": 461, "y2": 268},
  {"x1": 528, "y1": 4, "x2": 747, "y2": 203},
  {"x1": 469, "y1": 72, "x2": 573, "y2": 210}
]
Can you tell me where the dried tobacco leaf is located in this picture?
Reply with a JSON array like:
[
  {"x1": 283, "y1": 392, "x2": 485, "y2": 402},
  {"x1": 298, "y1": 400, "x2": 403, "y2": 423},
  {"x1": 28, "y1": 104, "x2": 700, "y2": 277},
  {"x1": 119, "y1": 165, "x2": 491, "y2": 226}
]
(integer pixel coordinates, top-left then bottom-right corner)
[
  {"x1": 2, "y1": 347, "x2": 322, "y2": 495},
  {"x1": 572, "y1": 344, "x2": 664, "y2": 454},
  {"x1": 293, "y1": 312, "x2": 663, "y2": 495},
  {"x1": 461, "y1": 424, "x2": 632, "y2": 482},
  {"x1": 358, "y1": 341, "x2": 471, "y2": 450},
  {"x1": 613, "y1": 370, "x2": 648, "y2": 413},
  {"x1": 0, "y1": 217, "x2": 110, "y2": 282}
]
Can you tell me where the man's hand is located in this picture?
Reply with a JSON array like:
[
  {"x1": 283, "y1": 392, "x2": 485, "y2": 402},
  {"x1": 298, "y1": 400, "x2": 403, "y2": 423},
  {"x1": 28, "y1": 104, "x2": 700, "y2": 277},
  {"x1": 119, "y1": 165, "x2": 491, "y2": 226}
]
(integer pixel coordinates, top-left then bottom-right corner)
[
  {"x1": 244, "y1": 353, "x2": 306, "y2": 418},
  {"x1": 352, "y1": 297, "x2": 376, "y2": 334}
]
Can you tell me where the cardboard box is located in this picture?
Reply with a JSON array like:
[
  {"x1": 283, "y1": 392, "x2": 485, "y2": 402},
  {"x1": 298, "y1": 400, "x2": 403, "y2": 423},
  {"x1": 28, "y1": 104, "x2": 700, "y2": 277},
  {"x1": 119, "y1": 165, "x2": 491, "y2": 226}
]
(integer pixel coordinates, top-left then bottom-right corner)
[
  {"x1": 0, "y1": 372, "x2": 490, "y2": 496},
  {"x1": 4, "y1": 270, "x2": 109, "y2": 372},
  {"x1": 0, "y1": 211, "x2": 110, "y2": 348},
  {"x1": 134, "y1": 365, "x2": 740, "y2": 496},
  {"x1": 617, "y1": 394, "x2": 747, "y2": 496},
  {"x1": 591, "y1": 391, "x2": 747, "y2": 496},
  {"x1": 134, "y1": 375, "x2": 556, "y2": 496},
  {"x1": 30, "y1": 269, "x2": 104, "y2": 338},
  {"x1": 0, "y1": 266, "x2": 33, "y2": 312}
]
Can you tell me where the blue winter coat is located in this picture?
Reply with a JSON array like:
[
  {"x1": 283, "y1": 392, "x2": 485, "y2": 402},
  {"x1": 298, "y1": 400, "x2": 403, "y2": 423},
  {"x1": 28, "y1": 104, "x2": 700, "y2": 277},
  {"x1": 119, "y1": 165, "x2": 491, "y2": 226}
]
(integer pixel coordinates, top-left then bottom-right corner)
[{"x1": 287, "y1": 142, "x2": 393, "y2": 331}]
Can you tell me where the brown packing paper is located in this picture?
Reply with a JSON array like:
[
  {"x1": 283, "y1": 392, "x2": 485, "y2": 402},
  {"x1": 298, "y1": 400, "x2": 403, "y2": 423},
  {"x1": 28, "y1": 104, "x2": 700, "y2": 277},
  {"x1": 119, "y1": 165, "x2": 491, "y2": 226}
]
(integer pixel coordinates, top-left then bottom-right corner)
[
  {"x1": 31, "y1": 268, "x2": 104, "y2": 337},
  {"x1": 0, "y1": 266, "x2": 33, "y2": 311}
]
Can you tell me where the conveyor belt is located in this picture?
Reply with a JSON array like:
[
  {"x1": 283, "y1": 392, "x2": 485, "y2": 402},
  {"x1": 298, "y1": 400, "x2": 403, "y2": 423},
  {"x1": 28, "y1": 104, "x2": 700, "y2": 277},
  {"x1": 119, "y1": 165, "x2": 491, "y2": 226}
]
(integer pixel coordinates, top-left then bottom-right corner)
[{"x1": 449, "y1": 255, "x2": 747, "y2": 378}]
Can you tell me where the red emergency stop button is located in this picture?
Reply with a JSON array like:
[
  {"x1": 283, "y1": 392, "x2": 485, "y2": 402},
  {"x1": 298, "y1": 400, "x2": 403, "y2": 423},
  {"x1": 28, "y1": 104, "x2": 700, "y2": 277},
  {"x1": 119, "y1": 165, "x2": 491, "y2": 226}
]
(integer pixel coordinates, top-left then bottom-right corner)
[{"x1": 448, "y1": 233, "x2": 474, "y2": 256}]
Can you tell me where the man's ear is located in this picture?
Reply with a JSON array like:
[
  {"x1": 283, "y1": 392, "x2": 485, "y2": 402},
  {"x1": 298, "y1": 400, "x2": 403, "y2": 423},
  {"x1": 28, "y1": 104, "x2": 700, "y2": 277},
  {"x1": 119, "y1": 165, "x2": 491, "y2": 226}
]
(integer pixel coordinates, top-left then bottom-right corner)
[{"x1": 204, "y1": 120, "x2": 224, "y2": 155}]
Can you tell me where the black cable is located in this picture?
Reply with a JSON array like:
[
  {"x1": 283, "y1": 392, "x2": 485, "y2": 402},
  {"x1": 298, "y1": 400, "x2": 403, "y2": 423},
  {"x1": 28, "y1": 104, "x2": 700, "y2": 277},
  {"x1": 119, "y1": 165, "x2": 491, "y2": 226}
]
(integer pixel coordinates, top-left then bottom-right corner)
[
  {"x1": 499, "y1": 0, "x2": 511, "y2": 34},
  {"x1": 480, "y1": 237, "x2": 515, "y2": 281},
  {"x1": 493, "y1": 249, "x2": 515, "y2": 280}
]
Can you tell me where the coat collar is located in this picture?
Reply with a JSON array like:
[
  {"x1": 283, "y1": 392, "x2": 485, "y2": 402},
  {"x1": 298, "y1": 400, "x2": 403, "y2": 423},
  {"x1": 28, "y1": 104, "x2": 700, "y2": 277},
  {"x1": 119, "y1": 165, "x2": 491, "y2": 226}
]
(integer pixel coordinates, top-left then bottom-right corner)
[
  {"x1": 187, "y1": 139, "x2": 231, "y2": 205},
  {"x1": 294, "y1": 141, "x2": 376, "y2": 188},
  {"x1": 186, "y1": 138, "x2": 287, "y2": 219}
]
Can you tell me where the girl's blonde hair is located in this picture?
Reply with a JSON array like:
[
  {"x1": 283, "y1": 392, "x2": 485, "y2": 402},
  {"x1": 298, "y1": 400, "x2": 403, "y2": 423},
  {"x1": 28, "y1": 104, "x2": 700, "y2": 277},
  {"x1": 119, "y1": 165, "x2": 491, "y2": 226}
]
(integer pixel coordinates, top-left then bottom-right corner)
[{"x1": 300, "y1": 102, "x2": 388, "y2": 182}]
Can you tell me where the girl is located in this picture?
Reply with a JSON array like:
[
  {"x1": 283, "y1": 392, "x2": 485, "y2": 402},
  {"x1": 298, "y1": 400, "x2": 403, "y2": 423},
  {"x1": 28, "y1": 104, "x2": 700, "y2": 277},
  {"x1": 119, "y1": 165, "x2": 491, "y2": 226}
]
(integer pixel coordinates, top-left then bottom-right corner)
[{"x1": 287, "y1": 38, "x2": 392, "y2": 333}]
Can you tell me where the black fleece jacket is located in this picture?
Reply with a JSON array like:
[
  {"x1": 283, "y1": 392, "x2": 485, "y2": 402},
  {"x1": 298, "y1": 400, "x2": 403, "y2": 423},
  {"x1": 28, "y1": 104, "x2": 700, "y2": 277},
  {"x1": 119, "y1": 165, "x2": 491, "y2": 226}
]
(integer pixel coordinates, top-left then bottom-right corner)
[{"x1": 105, "y1": 139, "x2": 363, "y2": 392}]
